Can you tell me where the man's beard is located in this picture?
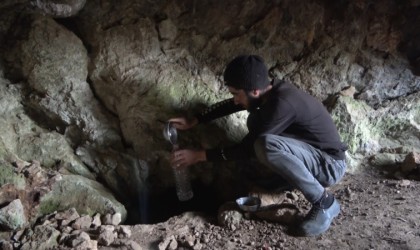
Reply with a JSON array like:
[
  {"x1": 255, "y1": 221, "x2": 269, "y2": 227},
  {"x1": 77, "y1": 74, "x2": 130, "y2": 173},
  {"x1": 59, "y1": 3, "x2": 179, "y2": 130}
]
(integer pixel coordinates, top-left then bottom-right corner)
[{"x1": 245, "y1": 92, "x2": 262, "y2": 111}]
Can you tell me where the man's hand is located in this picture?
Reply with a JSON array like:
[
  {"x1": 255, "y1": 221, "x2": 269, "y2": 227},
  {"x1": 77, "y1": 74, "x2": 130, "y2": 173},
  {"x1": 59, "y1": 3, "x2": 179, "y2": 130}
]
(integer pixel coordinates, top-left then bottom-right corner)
[
  {"x1": 169, "y1": 117, "x2": 198, "y2": 130},
  {"x1": 171, "y1": 149, "x2": 206, "y2": 168}
]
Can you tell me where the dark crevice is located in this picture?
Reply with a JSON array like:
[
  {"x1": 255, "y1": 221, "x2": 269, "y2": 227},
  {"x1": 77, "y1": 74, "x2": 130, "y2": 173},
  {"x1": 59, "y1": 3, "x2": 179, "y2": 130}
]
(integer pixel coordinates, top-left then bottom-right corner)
[{"x1": 126, "y1": 181, "x2": 225, "y2": 225}]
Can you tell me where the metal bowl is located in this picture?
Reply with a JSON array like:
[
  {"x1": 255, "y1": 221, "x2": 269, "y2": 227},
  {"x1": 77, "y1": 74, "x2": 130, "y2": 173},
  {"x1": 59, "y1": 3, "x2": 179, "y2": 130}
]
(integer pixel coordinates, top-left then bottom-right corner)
[
  {"x1": 236, "y1": 196, "x2": 261, "y2": 212},
  {"x1": 163, "y1": 122, "x2": 178, "y2": 146}
]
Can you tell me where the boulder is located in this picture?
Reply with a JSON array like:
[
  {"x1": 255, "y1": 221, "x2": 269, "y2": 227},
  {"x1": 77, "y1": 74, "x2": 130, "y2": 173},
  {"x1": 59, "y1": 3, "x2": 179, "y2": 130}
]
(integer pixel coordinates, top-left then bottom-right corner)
[
  {"x1": 39, "y1": 174, "x2": 127, "y2": 222},
  {"x1": 0, "y1": 199, "x2": 27, "y2": 230}
]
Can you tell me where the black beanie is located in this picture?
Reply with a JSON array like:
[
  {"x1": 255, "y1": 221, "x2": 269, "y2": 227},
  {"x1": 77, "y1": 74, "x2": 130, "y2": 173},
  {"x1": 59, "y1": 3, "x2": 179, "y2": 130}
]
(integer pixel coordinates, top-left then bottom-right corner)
[{"x1": 223, "y1": 55, "x2": 269, "y2": 90}]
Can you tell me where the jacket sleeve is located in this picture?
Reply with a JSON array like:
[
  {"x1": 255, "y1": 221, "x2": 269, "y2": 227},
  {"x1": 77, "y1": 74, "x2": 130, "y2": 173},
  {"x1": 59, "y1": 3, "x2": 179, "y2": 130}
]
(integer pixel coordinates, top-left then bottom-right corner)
[
  {"x1": 203, "y1": 98, "x2": 296, "y2": 162},
  {"x1": 194, "y1": 98, "x2": 249, "y2": 162},
  {"x1": 195, "y1": 98, "x2": 244, "y2": 123}
]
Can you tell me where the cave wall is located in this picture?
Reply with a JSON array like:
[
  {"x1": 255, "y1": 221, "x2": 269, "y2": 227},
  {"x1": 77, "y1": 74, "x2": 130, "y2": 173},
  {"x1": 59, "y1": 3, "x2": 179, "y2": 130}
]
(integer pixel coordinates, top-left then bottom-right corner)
[{"x1": 0, "y1": 0, "x2": 419, "y2": 225}]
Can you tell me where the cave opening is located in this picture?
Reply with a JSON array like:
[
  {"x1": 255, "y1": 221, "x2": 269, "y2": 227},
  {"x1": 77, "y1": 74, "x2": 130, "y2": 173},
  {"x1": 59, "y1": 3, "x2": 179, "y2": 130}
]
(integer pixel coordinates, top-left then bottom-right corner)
[{"x1": 125, "y1": 181, "x2": 229, "y2": 225}]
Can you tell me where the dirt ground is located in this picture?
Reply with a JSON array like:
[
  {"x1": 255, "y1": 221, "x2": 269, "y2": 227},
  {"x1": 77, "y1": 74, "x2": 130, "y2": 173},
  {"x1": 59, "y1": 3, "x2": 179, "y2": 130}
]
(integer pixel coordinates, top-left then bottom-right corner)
[{"x1": 123, "y1": 167, "x2": 420, "y2": 250}]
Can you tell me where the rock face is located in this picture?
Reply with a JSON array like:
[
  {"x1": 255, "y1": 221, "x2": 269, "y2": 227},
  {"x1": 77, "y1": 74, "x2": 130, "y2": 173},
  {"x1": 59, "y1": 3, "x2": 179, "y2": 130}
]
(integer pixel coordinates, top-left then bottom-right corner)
[
  {"x1": 0, "y1": 0, "x2": 86, "y2": 18},
  {"x1": 0, "y1": 0, "x2": 418, "y2": 228},
  {"x1": 332, "y1": 93, "x2": 420, "y2": 168},
  {"x1": 29, "y1": 0, "x2": 87, "y2": 17}
]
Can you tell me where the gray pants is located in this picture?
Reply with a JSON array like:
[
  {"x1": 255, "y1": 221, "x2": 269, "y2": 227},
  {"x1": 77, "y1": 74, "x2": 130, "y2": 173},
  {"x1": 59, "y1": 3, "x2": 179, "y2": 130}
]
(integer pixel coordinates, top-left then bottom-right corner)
[{"x1": 254, "y1": 135, "x2": 346, "y2": 204}]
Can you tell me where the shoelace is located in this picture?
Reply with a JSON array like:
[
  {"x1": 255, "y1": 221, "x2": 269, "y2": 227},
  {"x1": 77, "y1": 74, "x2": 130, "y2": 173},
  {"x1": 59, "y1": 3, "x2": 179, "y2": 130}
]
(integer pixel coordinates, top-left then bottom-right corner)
[
  {"x1": 305, "y1": 191, "x2": 332, "y2": 220},
  {"x1": 306, "y1": 205, "x2": 325, "y2": 220}
]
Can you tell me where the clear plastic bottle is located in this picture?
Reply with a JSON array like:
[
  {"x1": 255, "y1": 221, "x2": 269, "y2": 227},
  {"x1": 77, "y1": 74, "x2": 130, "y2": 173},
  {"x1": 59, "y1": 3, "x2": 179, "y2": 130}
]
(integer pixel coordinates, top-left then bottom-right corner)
[
  {"x1": 164, "y1": 122, "x2": 194, "y2": 201},
  {"x1": 173, "y1": 166, "x2": 194, "y2": 201}
]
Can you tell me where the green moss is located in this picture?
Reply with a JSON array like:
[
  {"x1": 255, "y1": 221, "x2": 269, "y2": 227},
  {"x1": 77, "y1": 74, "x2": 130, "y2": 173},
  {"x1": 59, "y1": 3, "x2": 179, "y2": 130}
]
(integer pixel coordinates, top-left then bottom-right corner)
[
  {"x1": 332, "y1": 95, "x2": 418, "y2": 155},
  {"x1": 376, "y1": 117, "x2": 411, "y2": 137},
  {"x1": 38, "y1": 196, "x2": 62, "y2": 215},
  {"x1": 0, "y1": 163, "x2": 26, "y2": 189},
  {"x1": 150, "y1": 66, "x2": 229, "y2": 113},
  {"x1": 332, "y1": 96, "x2": 381, "y2": 154},
  {"x1": 38, "y1": 175, "x2": 126, "y2": 220}
]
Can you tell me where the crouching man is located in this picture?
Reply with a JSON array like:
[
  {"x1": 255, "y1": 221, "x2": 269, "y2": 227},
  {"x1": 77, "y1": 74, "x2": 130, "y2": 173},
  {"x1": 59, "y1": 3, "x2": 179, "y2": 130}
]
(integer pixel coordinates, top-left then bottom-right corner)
[{"x1": 169, "y1": 55, "x2": 347, "y2": 236}]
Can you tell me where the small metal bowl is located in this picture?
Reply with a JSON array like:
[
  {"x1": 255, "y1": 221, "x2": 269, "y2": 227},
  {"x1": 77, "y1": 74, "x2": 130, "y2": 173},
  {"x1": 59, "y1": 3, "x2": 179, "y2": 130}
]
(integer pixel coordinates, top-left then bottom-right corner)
[{"x1": 236, "y1": 196, "x2": 261, "y2": 212}]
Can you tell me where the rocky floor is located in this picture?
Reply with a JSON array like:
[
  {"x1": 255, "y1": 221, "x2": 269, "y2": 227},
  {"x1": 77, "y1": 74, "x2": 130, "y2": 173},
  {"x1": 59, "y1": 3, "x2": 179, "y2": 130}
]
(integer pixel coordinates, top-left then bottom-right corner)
[
  {"x1": 129, "y1": 168, "x2": 420, "y2": 250},
  {"x1": 2, "y1": 167, "x2": 420, "y2": 250}
]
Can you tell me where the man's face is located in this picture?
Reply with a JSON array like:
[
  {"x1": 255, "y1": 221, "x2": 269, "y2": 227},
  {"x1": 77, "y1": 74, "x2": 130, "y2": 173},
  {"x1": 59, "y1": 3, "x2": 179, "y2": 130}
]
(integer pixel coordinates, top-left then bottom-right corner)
[{"x1": 228, "y1": 86, "x2": 259, "y2": 109}]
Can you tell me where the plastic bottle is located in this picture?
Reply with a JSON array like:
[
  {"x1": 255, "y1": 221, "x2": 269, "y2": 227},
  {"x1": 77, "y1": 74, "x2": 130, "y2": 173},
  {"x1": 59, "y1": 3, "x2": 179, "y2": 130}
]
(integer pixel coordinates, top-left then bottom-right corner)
[
  {"x1": 164, "y1": 122, "x2": 194, "y2": 201},
  {"x1": 173, "y1": 166, "x2": 194, "y2": 201}
]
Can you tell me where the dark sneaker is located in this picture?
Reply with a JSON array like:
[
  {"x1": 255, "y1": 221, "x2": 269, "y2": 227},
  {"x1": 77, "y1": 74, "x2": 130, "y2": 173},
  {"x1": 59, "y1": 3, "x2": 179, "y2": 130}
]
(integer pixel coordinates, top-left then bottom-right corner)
[{"x1": 299, "y1": 198, "x2": 340, "y2": 236}]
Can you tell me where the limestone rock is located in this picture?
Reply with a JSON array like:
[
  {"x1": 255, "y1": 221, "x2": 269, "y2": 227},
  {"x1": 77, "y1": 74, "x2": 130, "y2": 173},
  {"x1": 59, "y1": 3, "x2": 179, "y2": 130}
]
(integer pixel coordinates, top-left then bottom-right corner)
[
  {"x1": 0, "y1": 80, "x2": 93, "y2": 178},
  {"x1": 117, "y1": 225, "x2": 132, "y2": 238},
  {"x1": 0, "y1": 199, "x2": 27, "y2": 230},
  {"x1": 29, "y1": 0, "x2": 87, "y2": 17},
  {"x1": 340, "y1": 86, "x2": 357, "y2": 97},
  {"x1": 0, "y1": 162, "x2": 26, "y2": 190},
  {"x1": 55, "y1": 207, "x2": 80, "y2": 222},
  {"x1": 72, "y1": 215, "x2": 92, "y2": 230},
  {"x1": 68, "y1": 231, "x2": 97, "y2": 249},
  {"x1": 11, "y1": 15, "x2": 122, "y2": 148},
  {"x1": 98, "y1": 225, "x2": 117, "y2": 246},
  {"x1": 39, "y1": 175, "x2": 127, "y2": 223},
  {"x1": 102, "y1": 213, "x2": 121, "y2": 226},
  {"x1": 158, "y1": 235, "x2": 178, "y2": 250},
  {"x1": 20, "y1": 225, "x2": 60, "y2": 250},
  {"x1": 331, "y1": 94, "x2": 420, "y2": 171},
  {"x1": 401, "y1": 152, "x2": 420, "y2": 173},
  {"x1": 91, "y1": 213, "x2": 102, "y2": 228},
  {"x1": 217, "y1": 202, "x2": 243, "y2": 230}
]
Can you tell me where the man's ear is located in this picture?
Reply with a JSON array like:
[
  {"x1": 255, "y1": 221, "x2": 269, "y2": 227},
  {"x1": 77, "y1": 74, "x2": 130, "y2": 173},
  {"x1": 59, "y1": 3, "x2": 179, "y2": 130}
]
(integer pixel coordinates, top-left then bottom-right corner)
[{"x1": 250, "y1": 89, "x2": 260, "y2": 97}]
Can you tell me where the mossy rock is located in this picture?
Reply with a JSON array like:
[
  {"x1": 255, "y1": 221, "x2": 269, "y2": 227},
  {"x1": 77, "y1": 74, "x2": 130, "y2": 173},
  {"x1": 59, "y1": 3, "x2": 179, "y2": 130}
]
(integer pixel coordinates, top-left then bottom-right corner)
[{"x1": 39, "y1": 175, "x2": 127, "y2": 222}]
